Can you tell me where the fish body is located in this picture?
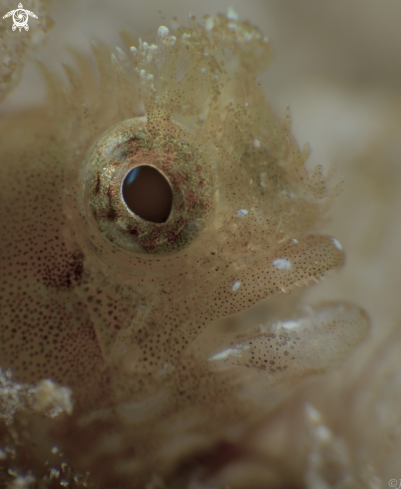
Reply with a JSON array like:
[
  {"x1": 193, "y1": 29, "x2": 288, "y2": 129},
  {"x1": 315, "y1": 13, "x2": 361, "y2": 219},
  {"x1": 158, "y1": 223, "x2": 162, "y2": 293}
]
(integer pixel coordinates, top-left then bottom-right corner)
[{"x1": 0, "y1": 12, "x2": 368, "y2": 488}]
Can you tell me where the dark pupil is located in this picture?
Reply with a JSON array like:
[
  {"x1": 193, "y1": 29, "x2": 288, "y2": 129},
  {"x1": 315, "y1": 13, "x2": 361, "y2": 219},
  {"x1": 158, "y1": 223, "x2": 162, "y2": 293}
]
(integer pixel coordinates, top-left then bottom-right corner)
[{"x1": 122, "y1": 165, "x2": 173, "y2": 223}]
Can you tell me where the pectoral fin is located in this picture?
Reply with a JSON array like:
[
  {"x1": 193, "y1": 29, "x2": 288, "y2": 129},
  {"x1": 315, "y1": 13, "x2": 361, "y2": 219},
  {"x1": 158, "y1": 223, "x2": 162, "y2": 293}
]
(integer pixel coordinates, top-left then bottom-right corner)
[{"x1": 204, "y1": 301, "x2": 369, "y2": 386}]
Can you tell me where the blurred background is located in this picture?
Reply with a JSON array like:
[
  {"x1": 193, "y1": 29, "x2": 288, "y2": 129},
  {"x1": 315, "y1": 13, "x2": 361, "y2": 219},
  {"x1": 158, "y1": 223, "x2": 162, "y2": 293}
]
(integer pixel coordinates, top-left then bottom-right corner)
[{"x1": 2, "y1": 0, "x2": 401, "y2": 484}]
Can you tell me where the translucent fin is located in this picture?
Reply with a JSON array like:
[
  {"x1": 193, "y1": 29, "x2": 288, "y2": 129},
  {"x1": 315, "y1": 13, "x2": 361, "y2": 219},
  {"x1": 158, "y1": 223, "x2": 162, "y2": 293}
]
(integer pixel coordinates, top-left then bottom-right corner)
[
  {"x1": 62, "y1": 63, "x2": 85, "y2": 109},
  {"x1": 308, "y1": 165, "x2": 327, "y2": 199},
  {"x1": 90, "y1": 40, "x2": 115, "y2": 105},
  {"x1": 35, "y1": 60, "x2": 65, "y2": 113},
  {"x1": 205, "y1": 302, "x2": 369, "y2": 384},
  {"x1": 66, "y1": 48, "x2": 97, "y2": 102},
  {"x1": 282, "y1": 106, "x2": 292, "y2": 133},
  {"x1": 200, "y1": 235, "x2": 345, "y2": 320}
]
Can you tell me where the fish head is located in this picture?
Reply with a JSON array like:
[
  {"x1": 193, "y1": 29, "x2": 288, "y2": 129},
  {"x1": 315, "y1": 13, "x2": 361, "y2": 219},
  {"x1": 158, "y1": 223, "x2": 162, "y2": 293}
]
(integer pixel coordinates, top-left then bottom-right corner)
[{"x1": 0, "y1": 11, "x2": 369, "y2": 487}]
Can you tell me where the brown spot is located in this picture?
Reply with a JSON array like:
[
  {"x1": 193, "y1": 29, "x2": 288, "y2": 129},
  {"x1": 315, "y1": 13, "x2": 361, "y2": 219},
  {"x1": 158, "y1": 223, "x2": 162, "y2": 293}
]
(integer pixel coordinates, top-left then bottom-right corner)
[
  {"x1": 105, "y1": 207, "x2": 118, "y2": 222},
  {"x1": 42, "y1": 251, "x2": 84, "y2": 290},
  {"x1": 176, "y1": 217, "x2": 188, "y2": 228},
  {"x1": 186, "y1": 191, "x2": 197, "y2": 209},
  {"x1": 94, "y1": 174, "x2": 101, "y2": 196},
  {"x1": 105, "y1": 185, "x2": 114, "y2": 202},
  {"x1": 166, "y1": 229, "x2": 181, "y2": 244},
  {"x1": 172, "y1": 171, "x2": 188, "y2": 187},
  {"x1": 141, "y1": 230, "x2": 162, "y2": 251},
  {"x1": 162, "y1": 148, "x2": 174, "y2": 171},
  {"x1": 200, "y1": 199, "x2": 211, "y2": 212},
  {"x1": 99, "y1": 185, "x2": 119, "y2": 222},
  {"x1": 127, "y1": 136, "x2": 139, "y2": 146},
  {"x1": 128, "y1": 228, "x2": 139, "y2": 236}
]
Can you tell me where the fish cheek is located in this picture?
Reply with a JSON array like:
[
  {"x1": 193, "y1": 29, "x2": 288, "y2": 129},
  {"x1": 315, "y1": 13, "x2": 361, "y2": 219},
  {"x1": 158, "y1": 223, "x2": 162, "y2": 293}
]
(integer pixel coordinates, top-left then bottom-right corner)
[
  {"x1": 1, "y1": 289, "x2": 109, "y2": 406},
  {"x1": 0, "y1": 111, "x2": 110, "y2": 408}
]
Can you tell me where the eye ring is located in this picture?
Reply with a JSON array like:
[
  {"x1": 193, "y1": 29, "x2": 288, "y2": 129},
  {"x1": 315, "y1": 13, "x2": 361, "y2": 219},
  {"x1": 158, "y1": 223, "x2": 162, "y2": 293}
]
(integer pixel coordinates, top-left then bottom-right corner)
[{"x1": 79, "y1": 117, "x2": 215, "y2": 255}]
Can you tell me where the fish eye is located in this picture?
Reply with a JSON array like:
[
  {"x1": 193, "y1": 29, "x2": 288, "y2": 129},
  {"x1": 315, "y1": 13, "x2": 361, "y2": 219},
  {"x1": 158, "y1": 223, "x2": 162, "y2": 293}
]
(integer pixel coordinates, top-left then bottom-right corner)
[
  {"x1": 122, "y1": 165, "x2": 173, "y2": 224},
  {"x1": 79, "y1": 117, "x2": 215, "y2": 255}
]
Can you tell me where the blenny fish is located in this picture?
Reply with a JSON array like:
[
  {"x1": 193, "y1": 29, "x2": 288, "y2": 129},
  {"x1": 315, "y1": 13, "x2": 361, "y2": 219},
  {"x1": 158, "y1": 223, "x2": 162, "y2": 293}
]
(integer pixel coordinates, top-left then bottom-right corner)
[{"x1": 0, "y1": 8, "x2": 369, "y2": 488}]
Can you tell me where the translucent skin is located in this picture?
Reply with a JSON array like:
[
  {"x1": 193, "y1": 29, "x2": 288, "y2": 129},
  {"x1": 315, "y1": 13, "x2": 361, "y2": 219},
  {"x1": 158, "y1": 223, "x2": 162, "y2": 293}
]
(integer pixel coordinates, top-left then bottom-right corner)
[{"x1": 0, "y1": 13, "x2": 368, "y2": 488}]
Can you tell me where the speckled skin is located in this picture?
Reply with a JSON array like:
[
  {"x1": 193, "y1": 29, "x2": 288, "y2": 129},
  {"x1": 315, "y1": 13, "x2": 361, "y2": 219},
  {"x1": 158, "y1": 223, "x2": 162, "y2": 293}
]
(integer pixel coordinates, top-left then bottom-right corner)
[{"x1": 0, "y1": 13, "x2": 368, "y2": 488}]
